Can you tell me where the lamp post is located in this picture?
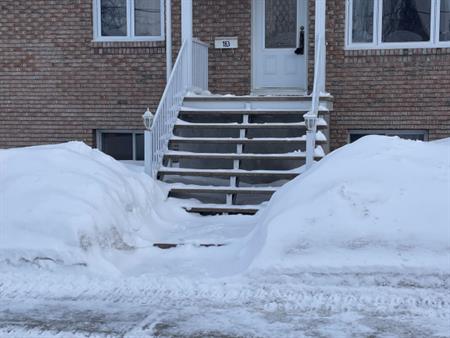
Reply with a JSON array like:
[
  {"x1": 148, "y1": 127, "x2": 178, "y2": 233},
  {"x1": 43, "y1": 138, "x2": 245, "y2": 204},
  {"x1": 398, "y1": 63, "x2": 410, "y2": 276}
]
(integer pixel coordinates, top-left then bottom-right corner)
[{"x1": 143, "y1": 108, "x2": 154, "y2": 176}]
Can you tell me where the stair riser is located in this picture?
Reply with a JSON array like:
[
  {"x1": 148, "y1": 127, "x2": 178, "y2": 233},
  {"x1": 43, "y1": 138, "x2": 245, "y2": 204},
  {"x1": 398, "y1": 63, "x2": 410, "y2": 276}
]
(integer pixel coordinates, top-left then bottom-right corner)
[
  {"x1": 186, "y1": 208, "x2": 258, "y2": 216},
  {"x1": 159, "y1": 172, "x2": 298, "y2": 181},
  {"x1": 173, "y1": 128, "x2": 325, "y2": 139},
  {"x1": 178, "y1": 113, "x2": 317, "y2": 124},
  {"x1": 163, "y1": 158, "x2": 315, "y2": 171},
  {"x1": 169, "y1": 143, "x2": 323, "y2": 155},
  {"x1": 169, "y1": 191, "x2": 273, "y2": 206}
]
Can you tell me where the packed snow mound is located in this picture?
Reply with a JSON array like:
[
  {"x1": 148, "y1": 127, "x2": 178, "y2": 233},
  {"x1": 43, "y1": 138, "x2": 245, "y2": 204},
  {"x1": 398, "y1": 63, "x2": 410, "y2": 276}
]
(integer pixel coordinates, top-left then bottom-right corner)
[
  {"x1": 0, "y1": 142, "x2": 183, "y2": 271},
  {"x1": 251, "y1": 136, "x2": 450, "y2": 270}
]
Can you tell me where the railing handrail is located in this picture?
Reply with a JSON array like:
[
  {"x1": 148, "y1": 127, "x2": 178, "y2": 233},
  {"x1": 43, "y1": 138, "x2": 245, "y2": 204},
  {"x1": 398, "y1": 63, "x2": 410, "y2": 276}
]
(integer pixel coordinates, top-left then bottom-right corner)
[
  {"x1": 304, "y1": 28, "x2": 325, "y2": 170},
  {"x1": 152, "y1": 41, "x2": 188, "y2": 128},
  {"x1": 309, "y1": 34, "x2": 323, "y2": 118},
  {"x1": 145, "y1": 38, "x2": 208, "y2": 178}
]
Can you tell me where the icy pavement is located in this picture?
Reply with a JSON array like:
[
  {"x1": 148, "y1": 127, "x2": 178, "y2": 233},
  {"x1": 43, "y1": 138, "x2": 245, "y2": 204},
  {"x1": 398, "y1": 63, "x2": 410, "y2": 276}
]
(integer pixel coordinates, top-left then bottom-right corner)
[{"x1": 1, "y1": 266, "x2": 449, "y2": 338}]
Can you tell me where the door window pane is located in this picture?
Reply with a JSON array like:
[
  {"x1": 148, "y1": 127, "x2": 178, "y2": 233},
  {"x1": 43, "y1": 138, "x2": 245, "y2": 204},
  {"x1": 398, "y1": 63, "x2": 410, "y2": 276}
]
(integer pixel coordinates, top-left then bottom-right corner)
[
  {"x1": 265, "y1": 0, "x2": 297, "y2": 48},
  {"x1": 135, "y1": 0, "x2": 161, "y2": 36},
  {"x1": 441, "y1": 0, "x2": 450, "y2": 41},
  {"x1": 101, "y1": 0, "x2": 127, "y2": 37},
  {"x1": 102, "y1": 133, "x2": 133, "y2": 160},
  {"x1": 382, "y1": 0, "x2": 431, "y2": 42},
  {"x1": 352, "y1": 0, "x2": 374, "y2": 43},
  {"x1": 135, "y1": 134, "x2": 145, "y2": 161}
]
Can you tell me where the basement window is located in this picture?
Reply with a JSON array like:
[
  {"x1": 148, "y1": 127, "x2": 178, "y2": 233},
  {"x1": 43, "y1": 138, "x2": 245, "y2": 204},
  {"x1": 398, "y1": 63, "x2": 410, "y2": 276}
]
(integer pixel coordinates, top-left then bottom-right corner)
[
  {"x1": 97, "y1": 131, "x2": 144, "y2": 161},
  {"x1": 93, "y1": 0, "x2": 164, "y2": 42},
  {"x1": 346, "y1": 0, "x2": 450, "y2": 49},
  {"x1": 349, "y1": 130, "x2": 428, "y2": 143}
]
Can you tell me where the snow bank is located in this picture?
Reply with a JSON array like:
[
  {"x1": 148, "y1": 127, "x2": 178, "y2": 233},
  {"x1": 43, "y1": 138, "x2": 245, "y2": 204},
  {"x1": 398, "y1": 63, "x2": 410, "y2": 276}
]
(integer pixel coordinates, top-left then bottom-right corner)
[
  {"x1": 251, "y1": 136, "x2": 450, "y2": 271},
  {"x1": 0, "y1": 142, "x2": 185, "y2": 272},
  {"x1": 1, "y1": 137, "x2": 448, "y2": 277}
]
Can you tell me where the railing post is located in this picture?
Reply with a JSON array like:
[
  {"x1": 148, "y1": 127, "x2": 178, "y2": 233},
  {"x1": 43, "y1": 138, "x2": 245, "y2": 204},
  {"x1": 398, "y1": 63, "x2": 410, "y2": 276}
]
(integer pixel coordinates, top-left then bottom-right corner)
[
  {"x1": 305, "y1": 115, "x2": 317, "y2": 170},
  {"x1": 315, "y1": 0, "x2": 326, "y2": 94},
  {"x1": 143, "y1": 108, "x2": 155, "y2": 177},
  {"x1": 182, "y1": 0, "x2": 193, "y2": 89},
  {"x1": 144, "y1": 130, "x2": 153, "y2": 176},
  {"x1": 165, "y1": 0, "x2": 172, "y2": 81}
]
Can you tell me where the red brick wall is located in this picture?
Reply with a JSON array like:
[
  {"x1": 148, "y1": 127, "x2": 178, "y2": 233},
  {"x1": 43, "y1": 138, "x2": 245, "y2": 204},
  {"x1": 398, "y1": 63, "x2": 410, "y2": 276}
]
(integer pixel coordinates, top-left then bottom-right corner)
[
  {"x1": 1, "y1": 0, "x2": 448, "y2": 149},
  {"x1": 324, "y1": 0, "x2": 450, "y2": 149},
  {"x1": 0, "y1": 0, "x2": 252, "y2": 149},
  {"x1": 0, "y1": 0, "x2": 168, "y2": 148},
  {"x1": 193, "y1": 0, "x2": 251, "y2": 95}
]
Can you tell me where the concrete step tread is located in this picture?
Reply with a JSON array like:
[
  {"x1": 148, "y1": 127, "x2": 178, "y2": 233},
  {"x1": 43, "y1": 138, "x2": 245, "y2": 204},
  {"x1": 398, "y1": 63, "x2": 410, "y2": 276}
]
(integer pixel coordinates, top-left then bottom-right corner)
[
  {"x1": 168, "y1": 185, "x2": 278, "y2": 194},
  {"x1": 183, "y1": 203, "x2": 261, "y2": 215},
  {"x1": 170, "y1": 133, "x2": 327, "y2": 144},
  {"x1": 159, "y1": 167, "x2": 301, "y2": 178},
  {"x1": 164, "y1": 150, "x2": 324, "y2": 160},
  {"x1": 175, "y1": 118, "x2": 327, "y2": 129},
  {"x1": 184, "y1": 95, "x2": 334, "y2": 102},
  {"x1": 179, "y1": 107, "x2": 329, "y2": 114}
]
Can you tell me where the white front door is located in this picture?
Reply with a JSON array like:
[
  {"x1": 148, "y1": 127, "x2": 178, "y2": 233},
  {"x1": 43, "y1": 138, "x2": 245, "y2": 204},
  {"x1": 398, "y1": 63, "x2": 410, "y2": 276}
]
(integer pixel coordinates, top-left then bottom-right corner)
[{"x1": 252, "y1": 0, "x2": 307, "y2": 92}]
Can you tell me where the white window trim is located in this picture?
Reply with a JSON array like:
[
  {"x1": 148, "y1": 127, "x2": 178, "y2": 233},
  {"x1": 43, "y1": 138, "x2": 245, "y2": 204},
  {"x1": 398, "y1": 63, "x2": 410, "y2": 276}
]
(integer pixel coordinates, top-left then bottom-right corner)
[
  {"x1": 96, "y1": 130, "x2": 145, "y2": 161},
  {"x1": 345, "y1": 0, "x2": 450, "y2": 50},
  {"x1": 93, "y1": 0, "x2": 165, "y2": 42}
]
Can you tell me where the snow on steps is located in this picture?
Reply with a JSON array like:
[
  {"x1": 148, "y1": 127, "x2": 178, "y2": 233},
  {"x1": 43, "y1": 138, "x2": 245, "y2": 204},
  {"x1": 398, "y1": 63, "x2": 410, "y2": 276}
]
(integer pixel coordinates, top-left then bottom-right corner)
[
  {"x1": 174, "y1": 118, "x2": 328, "y2": 129},
  {"x1": 164, "y1": 149, "x2": 324, "y2": 161},
  {"x1": 159, "y1": 167, "x2": 302, "y2": 179},
  {"x1": 179, "y1": 107, "x2": 329, "y2": 114},
  {"x1": 169, "y1": 131, "x2": 327, "y2": 145},
  {"x1": 158, "y1": 94, "x2": 332, "y2": 215},
  {"x1": 183, "y1": 203, "x2": 262, "y2": 215}
]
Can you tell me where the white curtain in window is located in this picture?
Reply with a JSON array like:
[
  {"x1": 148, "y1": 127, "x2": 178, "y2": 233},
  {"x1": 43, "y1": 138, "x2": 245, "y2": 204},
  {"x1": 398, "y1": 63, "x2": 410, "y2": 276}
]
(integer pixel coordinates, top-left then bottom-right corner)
[
  {"x1": 382, "y1": 0, "x2": 431, "y2": 42},
  {"x1": 441, "y1": 0, "x2": 450, "y2": 41},
  {"x1": 352, "y1": 0, "x2": 374, "y2": 43}
]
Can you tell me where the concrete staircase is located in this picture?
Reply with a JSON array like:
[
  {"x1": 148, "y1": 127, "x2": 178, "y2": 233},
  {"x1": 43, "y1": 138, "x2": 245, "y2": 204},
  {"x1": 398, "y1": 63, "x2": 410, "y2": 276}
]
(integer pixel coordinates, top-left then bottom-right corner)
[{"x1": 157, "y1": 95, "x2": 332, "y2": 215}]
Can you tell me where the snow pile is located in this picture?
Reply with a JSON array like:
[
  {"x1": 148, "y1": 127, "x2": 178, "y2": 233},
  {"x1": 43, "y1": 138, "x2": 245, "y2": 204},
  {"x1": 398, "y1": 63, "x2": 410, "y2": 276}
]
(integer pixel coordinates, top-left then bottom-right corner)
[
  {"x1": 0, "y1": 142, "x2": 184, "y2": 271},
  {"x1": 1, "y1": 137, "x2": 448, "y2": 277},
  {"x1": 252, "y1": 136, "x2": 450, "y2": 271}
]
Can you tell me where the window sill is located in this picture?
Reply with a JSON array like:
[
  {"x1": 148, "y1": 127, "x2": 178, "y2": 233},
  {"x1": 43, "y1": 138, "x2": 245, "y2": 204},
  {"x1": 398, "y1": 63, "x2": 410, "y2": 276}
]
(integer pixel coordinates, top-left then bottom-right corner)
[
  {"x1": 343, "y1": 46, "x2": 450, "y2": 57},
  {"x1": 90, "y1": 40, "x2": 166, "y2": 48},
  {"x1": 345, "y1": 43, "x2": 450, "y2": 51}
]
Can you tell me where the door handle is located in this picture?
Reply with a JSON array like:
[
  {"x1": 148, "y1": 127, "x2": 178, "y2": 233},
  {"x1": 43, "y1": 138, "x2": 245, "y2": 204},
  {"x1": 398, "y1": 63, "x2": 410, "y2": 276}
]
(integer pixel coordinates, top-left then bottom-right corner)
[{"x1": 295, "y1": 26, "x2": 305, "y2": 55}]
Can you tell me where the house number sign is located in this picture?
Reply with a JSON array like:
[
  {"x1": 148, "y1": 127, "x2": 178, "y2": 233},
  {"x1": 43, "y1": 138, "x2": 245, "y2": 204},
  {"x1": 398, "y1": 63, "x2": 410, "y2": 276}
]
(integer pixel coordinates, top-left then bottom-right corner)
[{"x1": 215, "y1": 37, "x2": 238, "y2": 49}]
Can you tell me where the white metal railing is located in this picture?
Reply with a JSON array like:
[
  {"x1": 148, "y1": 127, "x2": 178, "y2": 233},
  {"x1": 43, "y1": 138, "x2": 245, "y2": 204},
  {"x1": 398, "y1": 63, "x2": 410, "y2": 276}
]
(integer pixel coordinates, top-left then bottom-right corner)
[
  {"x1": 144, "y1": 38, "x2": 208, "y2": 178},
  {"x1": 192, "y1": 38, "x2": 209, "y2": 91},
  {"x1": 304, "y1": 0, "x2": 326, "y2": 170}
]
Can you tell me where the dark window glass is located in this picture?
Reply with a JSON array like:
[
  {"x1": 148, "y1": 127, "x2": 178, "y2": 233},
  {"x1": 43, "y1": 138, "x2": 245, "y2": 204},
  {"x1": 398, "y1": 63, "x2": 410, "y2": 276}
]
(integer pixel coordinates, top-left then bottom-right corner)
[
  {"x1": 135, "y1": 0, "x2": 161, "y2": 36},
  {"x1": 352, "y1": 0, "x2": 374, "y2": 43},
  {"x1": 265, "y1": 0, "x2": 297, "y2": 48},
  {"x1": 441, "y1": 0, "x2": 450, "y2": 41},
  {"x1": 102, "y1": 133, "x2": 133, "y2": 160},
  {"x1": 350, "y1": 131, "x2": 426, "y2": 143},
  {"x1": 135, "y1": 133, "x2": 145, "y2": 161},
  {"x1": 101, "y1": 0, "x2": 127, "y2": 37},
  {"x1": 382, "y1": 0, "x2": 431, "y2": 42}
]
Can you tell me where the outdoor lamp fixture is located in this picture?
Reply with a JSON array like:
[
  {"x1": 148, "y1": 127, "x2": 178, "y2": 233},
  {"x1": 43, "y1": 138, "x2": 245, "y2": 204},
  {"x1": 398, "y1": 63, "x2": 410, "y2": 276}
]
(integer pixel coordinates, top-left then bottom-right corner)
[
  {"x1": 142, "y1": 108, "x2": 154, "y2": 130},
  {"x1": 304, "y1": 113, "x2": 316, "y2": 131}
]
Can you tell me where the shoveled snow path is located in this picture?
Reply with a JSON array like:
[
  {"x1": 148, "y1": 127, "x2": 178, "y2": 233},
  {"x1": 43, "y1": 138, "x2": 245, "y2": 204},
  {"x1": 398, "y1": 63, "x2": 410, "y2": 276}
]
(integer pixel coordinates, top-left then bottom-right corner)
[{"x1": 1, "y1": 269, "x2": 449, "y2": 337}]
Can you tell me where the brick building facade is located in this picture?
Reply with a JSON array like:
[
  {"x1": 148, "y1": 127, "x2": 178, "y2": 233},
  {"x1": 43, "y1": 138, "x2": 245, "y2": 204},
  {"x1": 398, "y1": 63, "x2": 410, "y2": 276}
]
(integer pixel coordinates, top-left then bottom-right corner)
[{"x1": 1, "y1": 0, "x2": 449, "y2": 150}]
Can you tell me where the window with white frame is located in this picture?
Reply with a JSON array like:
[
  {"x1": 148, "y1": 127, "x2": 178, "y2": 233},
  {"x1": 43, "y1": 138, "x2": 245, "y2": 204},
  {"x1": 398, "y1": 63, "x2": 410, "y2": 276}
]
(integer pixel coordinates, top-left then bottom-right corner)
[
  {"x1": 93, "y1": 0, "x2": 164, "y2": 41},
  {"x1": 97, "y1": 131, "x2": 145, "y2": 161},
  {"x1": 346, "y1": 0, "x2": 450, "y2": 49}
]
